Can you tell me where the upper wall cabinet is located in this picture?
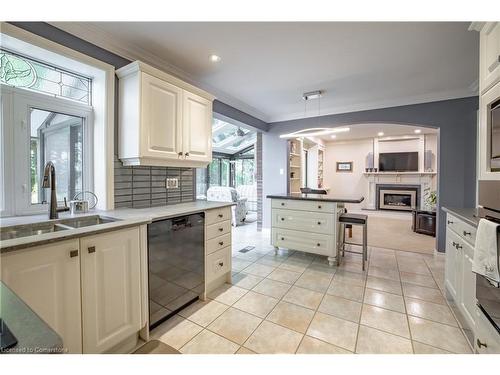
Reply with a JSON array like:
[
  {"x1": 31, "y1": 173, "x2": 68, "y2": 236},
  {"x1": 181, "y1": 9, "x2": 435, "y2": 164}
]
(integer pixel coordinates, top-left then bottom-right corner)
[
  {"x1": 477, "y1": 22, "x2": 500, "y2": 95},
  {"x1": 116, "y1": 61, "x2": 215, "y2": 168}
]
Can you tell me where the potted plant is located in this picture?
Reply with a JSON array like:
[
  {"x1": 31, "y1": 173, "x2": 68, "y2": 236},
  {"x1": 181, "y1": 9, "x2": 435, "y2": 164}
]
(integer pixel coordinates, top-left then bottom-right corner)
[{"x1": 424, "y1": 187, "x2": 437, "y2": 211}]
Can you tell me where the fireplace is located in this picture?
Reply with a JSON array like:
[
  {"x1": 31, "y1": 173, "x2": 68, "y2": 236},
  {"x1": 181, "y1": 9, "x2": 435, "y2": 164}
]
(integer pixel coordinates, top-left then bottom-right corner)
[{"x1": 376, "y1": 184, "x2": 420, "y2": 211}]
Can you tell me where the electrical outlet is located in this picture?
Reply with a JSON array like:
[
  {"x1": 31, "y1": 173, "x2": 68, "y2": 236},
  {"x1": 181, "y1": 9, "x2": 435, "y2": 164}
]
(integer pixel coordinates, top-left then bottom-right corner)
[{"x1": 165, "y1": 178, "x2": 179, "y2": 189}]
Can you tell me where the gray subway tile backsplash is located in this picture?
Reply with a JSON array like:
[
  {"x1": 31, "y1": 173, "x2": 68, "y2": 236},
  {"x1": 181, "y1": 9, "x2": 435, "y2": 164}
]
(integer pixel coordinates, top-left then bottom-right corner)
[{"x1": 113, "y1": 156, "x2": 195, "y2": 208}]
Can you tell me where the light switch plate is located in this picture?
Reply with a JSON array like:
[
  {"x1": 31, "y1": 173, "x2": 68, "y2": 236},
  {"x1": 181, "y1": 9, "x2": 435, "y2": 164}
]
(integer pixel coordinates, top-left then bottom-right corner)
[{"x1": 166, "y1": 178, "x2": 179, "y2": 189}]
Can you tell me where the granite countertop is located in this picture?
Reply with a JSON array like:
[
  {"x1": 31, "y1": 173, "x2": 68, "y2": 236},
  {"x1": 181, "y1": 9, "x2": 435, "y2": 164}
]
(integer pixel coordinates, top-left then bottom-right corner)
[
  {"x1": 442, "y1": 207, "x2": 480, "y2": 228},
  {"x1": 0, "y1": 200, "x2": 234, "y2": 253},
  {"x1": 1, "y1": 282, "x2": 63, "y2": 354},
  {"x1": 267, "y1": 193, "x2": 364, "y2": 204}
]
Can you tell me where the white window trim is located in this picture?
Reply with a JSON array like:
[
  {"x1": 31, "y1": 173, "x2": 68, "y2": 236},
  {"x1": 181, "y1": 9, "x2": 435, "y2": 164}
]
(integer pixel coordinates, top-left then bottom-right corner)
[
  {"x1": 2, "y1": 85, "x2": 94, "y2": 215},
  {"x1": 0, "y1": 22, "x2": 115, "y2": 214}
]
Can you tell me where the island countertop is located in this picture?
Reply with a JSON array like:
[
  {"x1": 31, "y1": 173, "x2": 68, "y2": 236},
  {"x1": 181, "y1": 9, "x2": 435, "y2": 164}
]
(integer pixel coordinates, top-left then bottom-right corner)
[{"x1": 267, "y1": 193, "x2": 364, "y2": 204}]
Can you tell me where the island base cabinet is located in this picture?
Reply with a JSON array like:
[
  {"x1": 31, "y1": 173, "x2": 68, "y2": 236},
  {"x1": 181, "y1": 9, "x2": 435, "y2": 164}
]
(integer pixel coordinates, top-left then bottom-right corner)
[
  {"x1": 475, "y1": 307, "x2": 500, "y2": 353},
  {"x1": 80, "y1": 227, "x2": 142, "y2": 354},
  {"x1": 0, "y1": 239, "x2": 82, "y2": 353}
]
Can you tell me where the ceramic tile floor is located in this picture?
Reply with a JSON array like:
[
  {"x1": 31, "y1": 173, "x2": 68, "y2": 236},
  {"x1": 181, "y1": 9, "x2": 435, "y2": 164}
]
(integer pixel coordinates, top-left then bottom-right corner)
[{"x1": 150, "y1": 222, "x2": 472, "y2": 354}]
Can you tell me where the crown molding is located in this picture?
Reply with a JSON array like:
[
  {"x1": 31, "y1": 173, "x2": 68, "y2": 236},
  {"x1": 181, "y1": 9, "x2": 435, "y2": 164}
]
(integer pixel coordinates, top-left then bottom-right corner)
[
  {"x1": 268, "y1": 87, "x2": 478, "y2": 123},
  {"x1": 49, "y1": 22, "x2": 271, "y2": 123}
]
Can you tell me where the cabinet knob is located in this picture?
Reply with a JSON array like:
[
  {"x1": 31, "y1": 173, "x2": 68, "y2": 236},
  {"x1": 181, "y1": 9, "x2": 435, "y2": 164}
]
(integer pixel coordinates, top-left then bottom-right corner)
[
  {"x1": 318, "y1": 205, "x2": 322, "y2": 209},
  {"x1": 178, "y1": 152, "x2": 183, "y2": 158},
  {"x1": 218, "y1": 214, "x2": 223, "y2": 218},
  {"x1": 317, "y1": 221, "x2": 321, "y2": 225},
  {"x1": 281, "y1": 217, "x2": 285, "y2": 221},
  {"x1": 281, "y1": 237, "x2": 285, "y2": 241},
  {"x1": 463, "y1": 231, "x2": 471, "y2": 236},
  {"x1": 218, "y1": 227, "x2": 224, "y2": 232},
  {"x1": 219, "y1": 241, "x2": 224, "y2": 246},
  {"x1": 316, "y1": 243, "x2": 321, "y2": 247},
  {"x1": 218, "y1": 262, "x2": 224, "y2": 267},
  {"x1": 184, "y1": 152, "x2": 189, "y2": 157},
  {"x1": 88, "y1": 246, "x2": 96, "y2": 254},
  {"x1": 69, "y1": 250, "x2": 79, "y2": 258},
  {"x1": 477, "y1": 339, "x2": 488, "y2": 349},
  {"x1": 281, "y1": 202, "x2": 285, "y2": 206}
]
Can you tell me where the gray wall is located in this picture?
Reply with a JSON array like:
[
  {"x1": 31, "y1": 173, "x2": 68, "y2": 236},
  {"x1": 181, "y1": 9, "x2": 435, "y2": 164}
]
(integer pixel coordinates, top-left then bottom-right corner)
[{"x1": 268, "y1": 97, "x2": 479, "y2": 252}]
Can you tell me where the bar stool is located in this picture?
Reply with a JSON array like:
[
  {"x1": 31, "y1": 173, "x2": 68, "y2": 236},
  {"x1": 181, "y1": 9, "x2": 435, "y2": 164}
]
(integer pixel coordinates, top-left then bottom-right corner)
[{"x1": 338, "y1": 212, "x2": 368, "y2": 270}]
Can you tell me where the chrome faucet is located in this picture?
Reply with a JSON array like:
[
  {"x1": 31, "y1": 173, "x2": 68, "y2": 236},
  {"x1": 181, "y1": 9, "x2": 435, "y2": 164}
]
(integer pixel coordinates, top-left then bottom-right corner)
[{"x1": 42, "y1": 161, "x2": 69, "y2": 219}]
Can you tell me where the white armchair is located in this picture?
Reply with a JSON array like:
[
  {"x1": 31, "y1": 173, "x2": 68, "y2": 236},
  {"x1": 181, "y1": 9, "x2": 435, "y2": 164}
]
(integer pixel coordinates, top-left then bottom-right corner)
[{"x1": 206, "y1": 186, "x2": 248, "y2": 226}]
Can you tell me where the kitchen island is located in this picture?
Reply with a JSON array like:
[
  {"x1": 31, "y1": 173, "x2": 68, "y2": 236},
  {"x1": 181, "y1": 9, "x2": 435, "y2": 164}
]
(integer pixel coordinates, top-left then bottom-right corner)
[{"x1": 267, "y1": 194, "x2": 364, "y2": 265}]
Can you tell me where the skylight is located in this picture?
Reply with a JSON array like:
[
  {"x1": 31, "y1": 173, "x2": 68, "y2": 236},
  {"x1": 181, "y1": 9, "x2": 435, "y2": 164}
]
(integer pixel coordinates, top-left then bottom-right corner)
[{"x1": 212, "y1": 118, "x2": 256, "y2": 154}]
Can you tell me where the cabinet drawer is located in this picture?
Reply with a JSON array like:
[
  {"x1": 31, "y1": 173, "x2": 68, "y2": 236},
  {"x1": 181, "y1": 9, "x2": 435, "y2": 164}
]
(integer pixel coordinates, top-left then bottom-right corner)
[
  {"x1": 271, "y1": 228, "x2": 335, "y2": 256},
  {"x1": 206, "y1": 206, "x2": 232, "y2": 225},
  {"x1": 206, "y1": 247, "x2": 231, "y2": 283},
  {"x1": 271, "y1": 199, "x2": 336, "y2": 213},
  {"x1": 475, "y1": 306, "x2": 500, "y2": 354},
  {"x1": 206, "y1": 220, "x2": 231, "y2": 240},
  {"x1": 206, "y1": 233, "x2": 231, "y2": 255},
  {"x1": 447, "y1": 214, "x2": 477, "y2": 246},
  {"x1": 272, "y1": 209, "x2": 334, "y2": 234}
]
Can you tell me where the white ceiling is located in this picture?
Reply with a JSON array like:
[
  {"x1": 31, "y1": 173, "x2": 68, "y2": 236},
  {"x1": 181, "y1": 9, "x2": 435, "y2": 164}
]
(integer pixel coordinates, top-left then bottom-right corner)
[
  {"x1": 53, "y1": 22, "x2": 478, "y2": 123},
  {"x1": 319, "y1": 123, "x2": 437, "y2": 142}
]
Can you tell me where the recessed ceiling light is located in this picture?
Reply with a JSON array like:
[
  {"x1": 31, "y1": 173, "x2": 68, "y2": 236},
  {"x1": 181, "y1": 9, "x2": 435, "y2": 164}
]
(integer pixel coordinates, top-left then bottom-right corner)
[
  {"x1": 377, "y1": 132, "x2": 384, "y2": 136},
  {"x1": 209, "y1": 54, "x2": 221, "y2": 63},
  {"x1": 414, "y1": 129, "x2": 422, "y2": 134},
  {"x1": 331, "y1": 134, "x2": 337, "y2": 139}
]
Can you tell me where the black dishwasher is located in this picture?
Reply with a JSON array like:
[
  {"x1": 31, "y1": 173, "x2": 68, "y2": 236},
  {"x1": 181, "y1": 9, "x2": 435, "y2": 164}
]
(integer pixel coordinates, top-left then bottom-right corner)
[{"x1": 147, "y1": 213, "x2": 204, "y2": 329}]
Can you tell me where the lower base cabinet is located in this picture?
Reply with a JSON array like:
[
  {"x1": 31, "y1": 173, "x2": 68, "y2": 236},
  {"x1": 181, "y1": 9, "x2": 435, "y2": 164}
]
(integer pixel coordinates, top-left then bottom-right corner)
[
  {"x1": 475, "y1": 307, "x2": 500, "y2": 354},
  {"x1": 1, "y1": 239, "x2": 83, "y2": 353},
  {"x1": 0, "y1": 226, "x2": 144, "y2": 354},
  {"x1": 80, "y1": 227, "x2": 142, "y2": 353}
]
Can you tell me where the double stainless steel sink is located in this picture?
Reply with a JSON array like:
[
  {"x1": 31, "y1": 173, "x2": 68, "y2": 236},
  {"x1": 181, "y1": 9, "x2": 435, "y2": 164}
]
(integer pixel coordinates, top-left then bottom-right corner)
[{"x1": 0, "y1": 215, "x2": 119, "y2": 241}]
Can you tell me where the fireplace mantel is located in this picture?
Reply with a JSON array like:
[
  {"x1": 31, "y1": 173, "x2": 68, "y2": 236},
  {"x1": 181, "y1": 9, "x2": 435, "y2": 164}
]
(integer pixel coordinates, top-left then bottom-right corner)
[{"x1": 363, "y1": 172, "x2": 437, "y2": 176}]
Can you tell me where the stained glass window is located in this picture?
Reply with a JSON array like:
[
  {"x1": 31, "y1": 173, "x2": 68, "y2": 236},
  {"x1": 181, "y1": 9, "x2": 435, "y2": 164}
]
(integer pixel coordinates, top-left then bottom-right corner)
[{"x1": 0, "y1": 49, "x2": 92, "y2": 104}]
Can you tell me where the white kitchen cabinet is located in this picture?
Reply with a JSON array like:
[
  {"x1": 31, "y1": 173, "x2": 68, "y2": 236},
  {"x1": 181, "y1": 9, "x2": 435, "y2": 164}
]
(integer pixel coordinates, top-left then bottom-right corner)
[
  {"x1": 478, "y1": 22, "x2": 500, "y2": 95},
  {"x1": 444, "y1": 212, "x2": 478, "y2": 346},
  {"x1": 117, "y1": 61, "x2": 215, "y2": 168},
  {"x1": 182, "y1": 91, "x2": 212, "y2": 163},
  {"x1": 140, "y1": 73, "x2": 183, "y2": 160},
  {"x1": 80, "y1": 227, "x2": 142, "y2": 354},
  {"x1": 445, "y1": 229, "x2": 460, "y2": 301},
  {"x1": 0, "y1": 240, "x2": 82, "y2": 353}
]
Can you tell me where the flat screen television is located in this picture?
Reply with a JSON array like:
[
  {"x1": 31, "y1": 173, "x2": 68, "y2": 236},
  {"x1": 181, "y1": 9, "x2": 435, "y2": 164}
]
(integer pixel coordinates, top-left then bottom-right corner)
[{"x1": 379, "y1": 152, "x2": 418, "y2": 172}]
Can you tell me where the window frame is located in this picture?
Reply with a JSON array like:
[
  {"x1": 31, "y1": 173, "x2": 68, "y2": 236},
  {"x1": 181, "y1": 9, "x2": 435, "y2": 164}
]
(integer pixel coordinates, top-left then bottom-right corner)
[{"x1": 2, "y1": 84, "x2": 93, "y2": 215}]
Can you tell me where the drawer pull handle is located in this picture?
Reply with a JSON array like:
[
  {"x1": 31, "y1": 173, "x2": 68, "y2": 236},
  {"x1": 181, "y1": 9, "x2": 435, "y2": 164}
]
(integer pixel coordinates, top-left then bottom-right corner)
[
  {"x1": 219, "y1": 241, "x2": 224, "y2": 246},
  {"x1": 218, "y1": 262, "x2": 224, "y2": 267},
  {"x1": 463, "y1": 231, "x2": 471, "y2": 236},
  {"x1": 218, "y1": 227, "x2": 224, "y2": 232},
  {"x1": 218, "y1": 214, "x2": 223, "y2": 218},
  {"x1": 447, "y1": 220, "x2": 454, "y2": 224},
  {"x1": 477, "y1": 339, "x2": 488, "y2": 349},
  {"x1": 88, "y1": 246, "x2": 96, "y2": 254},
  {"x1": 69, "y1": 250, "x2": 79, "y2": 258}
]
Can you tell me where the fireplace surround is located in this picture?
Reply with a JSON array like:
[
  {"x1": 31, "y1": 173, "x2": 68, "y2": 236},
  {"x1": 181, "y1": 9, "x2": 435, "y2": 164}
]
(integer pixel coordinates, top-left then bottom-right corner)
[{"x1": 376, "y1": 184, "x2": 420, "y2": 211}]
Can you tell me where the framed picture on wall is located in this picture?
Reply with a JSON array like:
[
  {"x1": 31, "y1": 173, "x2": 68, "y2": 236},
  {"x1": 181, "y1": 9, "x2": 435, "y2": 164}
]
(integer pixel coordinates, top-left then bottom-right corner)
[{"x1": 336, "y1": 161, "x2": 353, "y2": 172}]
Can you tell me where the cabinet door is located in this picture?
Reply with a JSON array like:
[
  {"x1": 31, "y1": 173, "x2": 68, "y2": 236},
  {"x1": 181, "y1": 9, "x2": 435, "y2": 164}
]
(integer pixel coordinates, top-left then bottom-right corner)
[
  {"x1": 1, "y1": 240, "x2": 82, "y2": 353},
  {"x1": 480, "y1": 22, "x2": 500, "y2": 94},
  {"x1": 445, "y1": 229, "x2": 460, "y2": 300},
  {"x1": 141, "y1": 73, "x2": 183, "y2": 159},
  {"x1": 182, "y1": 90, "x2": 212, "y2": 163},
  {"x1": 80, "y1": 227, "x2": 142, "y2": 353},
  {"x1": 460, "y1": 252, "x2": 477, "y2": 330}
]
